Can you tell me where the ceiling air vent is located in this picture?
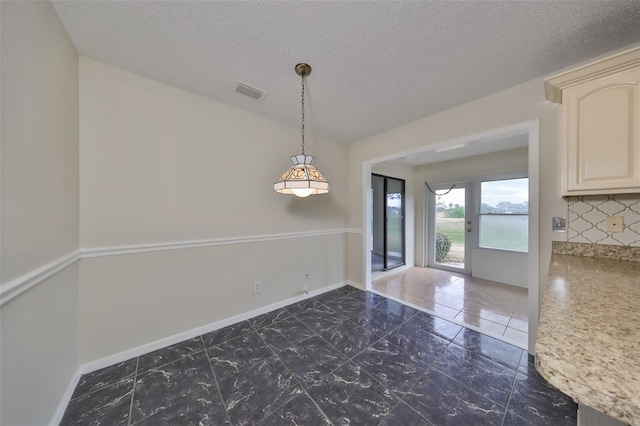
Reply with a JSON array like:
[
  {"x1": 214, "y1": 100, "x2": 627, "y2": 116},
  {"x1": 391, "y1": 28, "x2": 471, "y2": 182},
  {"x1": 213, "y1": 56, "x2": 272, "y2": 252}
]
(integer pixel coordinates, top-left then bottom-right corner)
[{"x1": 234, "y1": 81, "x2": 268, "y2": 102}]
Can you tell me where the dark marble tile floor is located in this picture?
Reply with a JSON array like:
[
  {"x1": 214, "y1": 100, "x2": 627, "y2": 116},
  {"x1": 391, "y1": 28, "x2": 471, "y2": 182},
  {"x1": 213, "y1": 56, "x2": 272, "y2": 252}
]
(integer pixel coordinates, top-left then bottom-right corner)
[{"x1": 61, "y1": 286, "x2": 576, "y2": 425}]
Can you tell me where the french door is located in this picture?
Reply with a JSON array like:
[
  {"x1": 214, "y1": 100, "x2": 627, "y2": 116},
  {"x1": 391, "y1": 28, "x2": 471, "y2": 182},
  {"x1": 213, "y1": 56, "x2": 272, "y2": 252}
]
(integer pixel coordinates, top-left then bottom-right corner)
[{"x1": 428, "y1": 182, "x2": 472, "y2": 274}]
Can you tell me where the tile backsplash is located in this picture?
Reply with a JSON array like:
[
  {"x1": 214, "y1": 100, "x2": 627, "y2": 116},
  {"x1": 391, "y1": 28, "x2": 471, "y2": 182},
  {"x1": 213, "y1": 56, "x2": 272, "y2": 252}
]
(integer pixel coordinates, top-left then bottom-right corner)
[{"x1": 567, "y1": 195, "x2": 640, "y2": 247}]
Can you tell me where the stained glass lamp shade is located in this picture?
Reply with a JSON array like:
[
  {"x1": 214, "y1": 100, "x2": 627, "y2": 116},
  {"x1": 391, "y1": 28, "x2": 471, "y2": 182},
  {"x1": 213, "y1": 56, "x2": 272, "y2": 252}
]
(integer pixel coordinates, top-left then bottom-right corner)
[
  {"x1": 274, "y1": 63, "x2": 329, "y2": 198},
  {"x1": 274, "y1": 154, "x2": 330, "y2": 197}
]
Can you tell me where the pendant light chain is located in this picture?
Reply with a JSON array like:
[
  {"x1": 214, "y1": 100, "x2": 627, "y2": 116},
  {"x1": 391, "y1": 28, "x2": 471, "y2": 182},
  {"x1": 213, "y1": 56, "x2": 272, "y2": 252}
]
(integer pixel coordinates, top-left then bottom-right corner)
[
  {"x1": 301, "y1": 72, "x2": 305, "y2": 155},
  {"x1": 273, "y1": 63, "x2": 329, "y2": 197}
]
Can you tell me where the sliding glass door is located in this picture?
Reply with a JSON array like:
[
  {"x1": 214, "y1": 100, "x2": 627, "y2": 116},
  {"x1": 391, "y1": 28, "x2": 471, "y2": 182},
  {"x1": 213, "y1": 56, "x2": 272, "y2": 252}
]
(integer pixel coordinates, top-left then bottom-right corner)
[
  {"x1": 385, "y1": 177, "x2": 405, "y2": 269},
  {"x1": 371, "y1": 174, "x2": 405, "y2": 272}
]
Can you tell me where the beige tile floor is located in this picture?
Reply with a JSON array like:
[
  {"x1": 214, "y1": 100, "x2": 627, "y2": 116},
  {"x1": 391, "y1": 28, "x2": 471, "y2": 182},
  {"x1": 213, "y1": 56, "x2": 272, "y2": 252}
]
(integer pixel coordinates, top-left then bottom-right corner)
[{"x1": 372, "y1": 267, "x2": 529, "y2": 348}]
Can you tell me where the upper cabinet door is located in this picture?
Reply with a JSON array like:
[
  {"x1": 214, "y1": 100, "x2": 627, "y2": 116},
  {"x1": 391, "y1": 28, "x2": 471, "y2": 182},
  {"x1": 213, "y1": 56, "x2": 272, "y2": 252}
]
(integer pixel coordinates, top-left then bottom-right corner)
[{"x1": 562, "y1": 67, "x2": 640, "y2": 195}]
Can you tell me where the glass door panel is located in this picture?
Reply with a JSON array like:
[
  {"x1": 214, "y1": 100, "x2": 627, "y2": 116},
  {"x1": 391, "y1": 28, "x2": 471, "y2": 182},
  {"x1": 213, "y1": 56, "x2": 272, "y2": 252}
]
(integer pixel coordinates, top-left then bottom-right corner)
[
  {"x1": 371, "y1": 175, "x2": 385, "y2": 273},
  {"x1": 431, "y1": 183, "x2": 470, "y2": 272},
  {"x1": 385, "y1": 178, "x2": 405, "y2": 269},
  {"x1": 371, "y1": 174, "x2": 405, "y2": 273}
]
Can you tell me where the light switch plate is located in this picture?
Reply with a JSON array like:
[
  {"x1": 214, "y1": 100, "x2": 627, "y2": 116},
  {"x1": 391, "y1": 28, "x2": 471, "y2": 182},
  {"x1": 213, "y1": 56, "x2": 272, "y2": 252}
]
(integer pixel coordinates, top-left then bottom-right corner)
[{"x1": 606, "y1": 216, "x2": 623, "y2": 232}]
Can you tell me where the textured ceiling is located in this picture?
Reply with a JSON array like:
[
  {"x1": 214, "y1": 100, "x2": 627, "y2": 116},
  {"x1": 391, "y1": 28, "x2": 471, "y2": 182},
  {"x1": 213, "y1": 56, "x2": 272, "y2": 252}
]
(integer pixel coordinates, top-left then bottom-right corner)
[{"x1": 52, "y1": 1, "x2": 640, "y2": 143}]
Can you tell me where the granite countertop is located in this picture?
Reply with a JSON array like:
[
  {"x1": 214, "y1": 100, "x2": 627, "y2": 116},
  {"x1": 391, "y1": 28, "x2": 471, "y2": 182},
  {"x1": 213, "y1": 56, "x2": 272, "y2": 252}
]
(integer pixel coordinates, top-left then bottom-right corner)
[{"x1": 536, "y1": 249, "x2": 640, "y2": 425}]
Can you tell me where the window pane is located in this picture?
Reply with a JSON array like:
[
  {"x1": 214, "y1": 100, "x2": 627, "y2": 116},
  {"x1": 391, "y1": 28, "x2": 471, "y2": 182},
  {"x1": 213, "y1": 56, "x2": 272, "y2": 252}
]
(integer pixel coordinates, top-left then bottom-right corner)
[
  {"x1": 480, "y1": 215, "x2": 528, "y2": 252},
  {"x1": 480, "y1": 178, "x2": 528, "y2": 214}
]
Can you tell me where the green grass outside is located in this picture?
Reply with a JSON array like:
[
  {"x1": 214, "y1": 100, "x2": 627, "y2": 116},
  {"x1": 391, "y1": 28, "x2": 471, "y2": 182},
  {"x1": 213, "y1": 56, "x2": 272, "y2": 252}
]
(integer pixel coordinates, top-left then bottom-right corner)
[
  {"x1": 480, "y1": 215, "x2": 528, "y2": 252},
  {"x1": 435, "y1": 217, "x2": 465, "y2": 245},
  {"x1": 385, "y1": 214, "x2": 528, "y2": 263},
  {"x1": 435, "y1": 215, "x2": 528, "y2": 258},
  {"x1": 435, "y1": 217, "x2": 465, "y2": 262},
  {"x1": 387, "y1": 213, "x2": 403, "y2": 253}
]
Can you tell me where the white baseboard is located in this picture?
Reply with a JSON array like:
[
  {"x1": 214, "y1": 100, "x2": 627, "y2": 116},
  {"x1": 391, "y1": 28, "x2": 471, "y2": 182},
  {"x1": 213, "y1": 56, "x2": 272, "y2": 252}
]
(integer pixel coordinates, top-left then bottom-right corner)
[
  {"x1": 346, "y1": 280, "x2": 364, "y2": 290},
  {"x1": 52, "y1": 280, "x2": 348, "y2": 424},
  {"x1": 371, "y1": 264, "x2": 411, "y2": 281},
  {"x1": 79, "y1": 281, "x2": 348, "y2": 376},
  {"x1": 50, "y1": 370, "x2": 82, "y2": 426}
]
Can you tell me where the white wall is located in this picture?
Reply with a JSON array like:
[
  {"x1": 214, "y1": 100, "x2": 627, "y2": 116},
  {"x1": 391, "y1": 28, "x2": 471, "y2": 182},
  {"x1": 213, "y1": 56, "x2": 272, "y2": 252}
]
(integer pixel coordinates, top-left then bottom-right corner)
[
  {"x1": 347, "y1": 78, "x2": 568, "y2": 351},
  {"x1": 1, "y1": 1, "x2": 79, "y2": 281},
  {"x1": 415, "y1": 147, "x2": 529, "y2": 287},
  {"x1": 79, "y1": 58, "x2": 346, "y2": 247},
  {"x1": 1, "y1": 265, "x2": 79, "y2": 425},
  {"x1": 79, "y1": 58, "x2": 348, "y2": 363},
  {"x1": 0, "y1": 2, "x2": 80, "y2": 424},
  {"x1": 79, "y1": 235, "x2": 345, "y2": 361},
  {"x1": 471, "y1": 249, "x2": 528, "y2": 288}
]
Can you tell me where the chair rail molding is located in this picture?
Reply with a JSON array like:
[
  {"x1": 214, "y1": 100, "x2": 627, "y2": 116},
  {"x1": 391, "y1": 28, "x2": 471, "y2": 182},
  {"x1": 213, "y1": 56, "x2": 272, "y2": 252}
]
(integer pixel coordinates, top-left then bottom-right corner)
[
  {"x1": 80, "y1": 228, "x2": 350, "y2": 258},
  {"x1": 1, "y1": 229, "x2": 351, "y2": 304},
  {"x1": 0, "y1": 251, "x2": 81, "y2": 305}
]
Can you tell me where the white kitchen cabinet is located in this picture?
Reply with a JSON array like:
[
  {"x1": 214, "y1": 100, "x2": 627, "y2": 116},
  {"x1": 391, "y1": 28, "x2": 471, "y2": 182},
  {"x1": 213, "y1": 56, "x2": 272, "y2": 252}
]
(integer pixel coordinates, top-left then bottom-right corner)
[{"x1": 545, "y1": 47, "x2": 640, "y2": 196}]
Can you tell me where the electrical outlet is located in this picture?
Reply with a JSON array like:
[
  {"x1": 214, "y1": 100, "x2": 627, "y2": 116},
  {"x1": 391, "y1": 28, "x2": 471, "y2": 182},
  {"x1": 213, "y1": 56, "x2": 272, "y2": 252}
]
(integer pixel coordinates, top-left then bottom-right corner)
[
  {"x1": 253, "y1": 281, "x2": 262, "y2": 293},
  {"x1": 606, "y1": 216, "x2": 623, "y2": 232},
  {"x1": 303, "y1": 274, "x2": 310, "y2": 295}
]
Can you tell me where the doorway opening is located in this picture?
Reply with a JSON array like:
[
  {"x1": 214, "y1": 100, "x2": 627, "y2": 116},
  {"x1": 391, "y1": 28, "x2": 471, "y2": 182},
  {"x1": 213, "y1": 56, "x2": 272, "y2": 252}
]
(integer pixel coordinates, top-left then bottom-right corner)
[
  {"x1": 371, "y1": 174, "x2": 405, "y2": 274},
  {"x1": 362, "y1": 119, "x2": 540, "y2": 352}
]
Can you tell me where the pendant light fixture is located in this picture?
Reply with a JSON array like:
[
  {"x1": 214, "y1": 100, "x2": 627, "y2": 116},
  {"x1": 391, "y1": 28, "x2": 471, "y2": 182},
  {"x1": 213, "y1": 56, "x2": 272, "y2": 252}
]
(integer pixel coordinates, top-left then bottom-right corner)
[{"x1": 274, "y1": 63, "x2": 329, "y2": 197}]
